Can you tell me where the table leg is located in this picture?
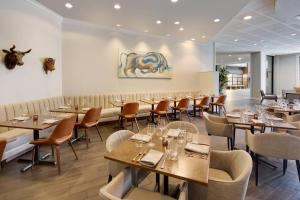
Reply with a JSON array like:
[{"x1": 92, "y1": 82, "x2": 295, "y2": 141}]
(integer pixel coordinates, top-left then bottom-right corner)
[
  {"x1": 173, "y1": 101, "x2": 177, "y2": 120},
  {"x1": 131, "y1": 167, "x2": 138, "y2": 187},
  {"x1": 163, "y1": 175, "x2": 169, "y2": 195},
  {"x1": 193, "y1": 99, "x2": 196, "y2": 117},
  {"x1": 155, "y1": 173, "x2": 160, "y2": 192},
  {"x1": 151, "y1": 104, "x2": 155, "y2": 123},
  {"x1": 74, "y1": 114, "x2": 79, "y2": 138}
]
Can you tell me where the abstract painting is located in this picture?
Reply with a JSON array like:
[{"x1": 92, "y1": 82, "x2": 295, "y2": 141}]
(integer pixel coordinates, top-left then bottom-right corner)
[{"x1": 118, "y1": 50, "x2": 172, "y2": 79}]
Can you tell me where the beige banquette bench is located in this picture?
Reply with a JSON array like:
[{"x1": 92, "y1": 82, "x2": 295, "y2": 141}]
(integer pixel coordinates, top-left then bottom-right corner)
[{"x1": 0, "y1": 90, "x2": 200, "y2": 164}]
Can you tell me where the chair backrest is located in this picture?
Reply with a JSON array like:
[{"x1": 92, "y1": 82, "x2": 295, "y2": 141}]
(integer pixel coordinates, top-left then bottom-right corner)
[
  {"x1": 81, "y1": 107, "x2": 102, "y2": 125},
  {"x1": 203, "y1": 112, "x2": 233, "y2": 138},
  {"x1": 216, "y1": 95, "x2": 226, "y2": 104},
  {"x1": 260, "y1": 89, "x2": 265, "y2": 97},
  {"x1": 246, "y1": 131, "x2": 300, "y2": 160},
  {"x1": 155, "y1": 100, "x2": 170, "y2": 112},
  {"x1": 199, "y1": 96, "x2": 209, "y2": 106},
  {"x1": 0, "y1": 138, "x2": 7, "y2": 161},
  {"x1": 206, "y1": 150, "x2": 252, "y2": 200},
  {"x1": 177, "y1": 98, "x2": 189, "y2": 109},
  {"x1": 166, "y1": 121, "x2": 199, "y2": 134},
  {"x1": 106, "y1": 130, "x2": 135, "y2": 152},
  {"x1": 48, "y1": 115, "x2": 77, "y2": 143},
  {"x1": 121, "y1": 102, "x2": 139, "y2": 116}
]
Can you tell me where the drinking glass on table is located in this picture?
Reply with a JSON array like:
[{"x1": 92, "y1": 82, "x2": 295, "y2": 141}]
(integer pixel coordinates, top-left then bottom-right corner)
[
  {"x1": 147, "y1": 124, "x2": 155, "y2": 147},
  {"x1": 157, "y1": 119, "x2": 166, "y2": 140}
]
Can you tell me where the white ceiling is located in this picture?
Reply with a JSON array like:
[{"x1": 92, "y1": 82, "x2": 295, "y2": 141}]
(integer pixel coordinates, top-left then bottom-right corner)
[
  {"x1": 36, "y1": 0, "x2": 249, "y2": 43},
  {"x1": 215, "y1": 0, "x2": 300, "y2": 55},
  {"x1": 216, "y1": 53, "x2": 250, "y2": 66}
]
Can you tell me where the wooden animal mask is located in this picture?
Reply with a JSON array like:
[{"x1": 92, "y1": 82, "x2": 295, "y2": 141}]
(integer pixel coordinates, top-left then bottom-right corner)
[
  {"x1": 2, "y1": 45, "x2": 31, "y2": 70},
  {"x1": 43, "y1": 58, "x2": 55, "y2": 74}
]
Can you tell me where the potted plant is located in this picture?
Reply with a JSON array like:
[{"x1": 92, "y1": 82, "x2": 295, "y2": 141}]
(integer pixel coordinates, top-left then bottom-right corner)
[{"x1": 218, "y1": 67, "x2": 229, "y2": 94}]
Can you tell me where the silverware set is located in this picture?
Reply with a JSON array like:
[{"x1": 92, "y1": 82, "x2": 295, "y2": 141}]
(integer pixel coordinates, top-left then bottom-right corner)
[
  {"x1": 160, "y1": 152, "x2": 169, "y2": 169},
  {"x1": 132, "y1": 149, "x2": 147, "y2": 162}
]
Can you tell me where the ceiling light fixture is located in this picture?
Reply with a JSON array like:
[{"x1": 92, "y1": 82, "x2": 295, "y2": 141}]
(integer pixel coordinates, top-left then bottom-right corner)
[
  {"x1": 201, "y1": 35, "x2": 206, "y2": 39},
  {"x1": 261, "y1": 40, "x2": 265, "y2": 42},
  {"x1": 291, "y1": 33, "x2": 297, "y2": 36},
  {"x1": 191, "y1": 38, "x2": 195, "y2": 41},
  {"x1": 116, "y1": 24, "x2": 121, "y2": 27},
  {"x1": 65, "y1": 2, "x2": 73, "y2": 9},
  {"x1": 243, "y1": 15, "x2": 252, "y2": 20},
  {"x1": 238, "y1": 57, "x2": 242, "y2": 61},
  {"x1": 156, "y1": 20, "x2": 162, "y2": 24},
  {"x1": 228, "y1": 54, "x2": 232, "y2": 57},
  {"x1": 114, "y1": 4, "x2": 121, "y2": 10},
  {"x1": 234, "y1": 39, "x2": 239, "y2": 42},
  {"x1": 179, "y1": 27, "x2": 184, "y2": 31},
  {"x1": 144, "y1": 30, "x2": 149, "y2": 33},
  {"x1": 296, "y1": 15, "x2": 300, "y2": 20},
  {"x1": 253, "y1": 43, "x2": 257, "y2": 46},
  {"x1": 171, "y1": 0, "x2": 178, "y2": 3},
  {"x1": 174, "y1": 21, "x2": 180, "y2": 25},
  {"x1": 166, "y1": 34, "x2": 171, "y2": 37},
  {"x1": 214, "y1": 18, "x2": 220, "y2": 23}
]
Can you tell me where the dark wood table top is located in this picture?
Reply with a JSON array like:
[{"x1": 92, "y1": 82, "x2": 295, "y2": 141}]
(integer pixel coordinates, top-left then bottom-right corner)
[
  {"x1": 104, "y1": 128, "x2": 211, "y2": 185},
  {"x1": 0, "y1": 115, "x2": 67, "y2": 131}
]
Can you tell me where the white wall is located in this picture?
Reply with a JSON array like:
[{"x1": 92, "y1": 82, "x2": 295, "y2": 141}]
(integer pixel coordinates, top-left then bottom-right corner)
[
  {"x1": 250, "y1": 52, "x2": 262, "y2": 98},
  {"x1": 274, "y1": 53, "x2": 300, "y2": 96},
  {"x1": 0, "y1": 0, "x2": 62, "y2": 104},
  {"x1": 62, "y1": 19, "x2": 214, "y2": 95}
]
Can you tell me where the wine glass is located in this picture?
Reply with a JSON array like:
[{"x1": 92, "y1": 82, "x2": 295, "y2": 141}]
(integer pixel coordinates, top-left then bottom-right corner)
[
  {"x1": 147, "y1": 124, "x2": 155, "y2": 147},
  {"x1": 157, "y1": 119, "x2": 166, "y2": 140}
]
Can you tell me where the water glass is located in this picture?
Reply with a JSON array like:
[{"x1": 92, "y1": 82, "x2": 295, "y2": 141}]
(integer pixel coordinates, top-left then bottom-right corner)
[{"x1": 186, "y1": 131, "x2": 193, "y2": 143}]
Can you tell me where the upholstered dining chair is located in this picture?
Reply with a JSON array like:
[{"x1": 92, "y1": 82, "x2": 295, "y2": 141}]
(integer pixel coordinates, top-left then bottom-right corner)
[
  {"x1": 193, "y1": 96, "x2": 209, "y2": 117},
  {"x1": 150, "y1": 100, "x2": 170, "y2": 122},
  {"x1": 119, "y1": 102, "x2": 140, "y2": 132},
  {"x1": 187, "y1": 150, "x2": 252, "y2": 200},
  {"x1": 166, "y1": 121, "x2": 199, "y2": 134},
  {"x1": 100, "y1": 168, "x2": 187, "y2": 200},
  {"x1": 246, "y1": 130, "x2": 300, "y2": 185},
  {"x1": 203, "y1": 112, "x2": 234, "y2": 150},
  {"x1": 171, "y1": 98, "x2": 190, "y2": 121},
  {"x1": 106, "y1": 130, "x2": 134, "y2": 182},
  {"x1": 210, "y1": 95, "x2": 226, "y2": 115},
  {"x1": 30, "y1": 115, "x2": 78, "y2": 174},
  {"x1": 260, "y1": 89, "x2": 277, "y2": 104},
  {"x1": 0, "y1": 138, "x2": 7, "y2": 168},
  {"x1": 75, "y1": 107, "x2": 102, "y2": 148}
]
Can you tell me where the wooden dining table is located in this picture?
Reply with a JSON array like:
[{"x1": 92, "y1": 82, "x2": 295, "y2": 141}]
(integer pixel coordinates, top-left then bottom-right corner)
[
  {"x1": 104, "y1": 128, "x2": 211, "y2": 195},
  {"x1": 0, "y1": 114, "x2": 66, "y2": 172},
  {"x1": 266, "y1": 105, "x2": 300, "y2": 115}
]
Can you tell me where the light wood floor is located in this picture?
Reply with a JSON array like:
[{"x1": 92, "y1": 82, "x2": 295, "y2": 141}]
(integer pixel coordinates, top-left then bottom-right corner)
[{"x1": 1, "y1": 98, "x2": 300, "y2": 200}]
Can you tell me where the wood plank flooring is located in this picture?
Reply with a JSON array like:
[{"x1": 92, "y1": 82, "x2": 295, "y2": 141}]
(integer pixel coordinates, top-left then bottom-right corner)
[{"x1": 0, "y1": 96, "x2": 300, "y2": 200}]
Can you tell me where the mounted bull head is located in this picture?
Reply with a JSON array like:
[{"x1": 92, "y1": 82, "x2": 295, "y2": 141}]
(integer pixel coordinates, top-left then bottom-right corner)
[{"x1": 2, "y1": 45, "x2": 31, "y2": 70}]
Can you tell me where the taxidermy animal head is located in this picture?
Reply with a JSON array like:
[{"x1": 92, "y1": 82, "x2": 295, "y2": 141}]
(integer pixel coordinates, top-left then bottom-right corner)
[
  {"x1": 43, "y1": 58, "x2": 55, "y2": 74},
  {"x1": 2, "y1": 45, "x2": 31, "y2": 70}
]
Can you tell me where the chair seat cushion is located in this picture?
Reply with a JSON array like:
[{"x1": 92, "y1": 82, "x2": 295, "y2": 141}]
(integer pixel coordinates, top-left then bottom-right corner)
[
  {"x1": 124, "y1": 187, "x2": 174, "y2": 200},
  {"x1": 209, "y1": 168, "x2": 232, "y2": 181}
]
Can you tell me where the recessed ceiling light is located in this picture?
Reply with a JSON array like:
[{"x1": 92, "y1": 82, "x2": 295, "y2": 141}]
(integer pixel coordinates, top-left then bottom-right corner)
[
  {"x1": 243, "y1": 15, "x2": 252, "y2": 20},
  {"x1": 171, "y1": 0, "x2": 178, "y2": 3},
  {"x1": 156, "y1": 20, "x2": 162, "y2": 24},
  {"x1": 114, "y1": 4, "x2": 121, "y2": 10},
  {"x1": 65, "y1": 2, "x2": 73, "y2": 9},
  {"x1": 179, "y1": 27, "x2": 184, "y2": 31},
  {"x1": 238, "y1": 57, "x2": 242, "y2": 61},
  {"x1": 191, "y1": 38, "x2": 195, "y2": 41},
  {"x1": 116, "y1": 24, "x2": 121, "y2": 27},
  {"x1": 260, "y1": 40, "x2": 265, "y2": 42},
  {"x1": 166, "y1": 34, "x2": 171, "y2": 37},
  {"x1": 144, "y1": 30, "x2": 149, "y2": 33},
  {"x1": 228, "y1": 54, "x2": 232, "y2": 57},
  {"x1": 174, "y1": 21, "x2": 180, "y2": 25},
  {"x1": 253, "y1": 43, "x2": 257, "y2": 46},
  {"x1": 234, "y1": 39, "x2": 239, "y2": 42},
  {"x1": 214, "y1": 18, "x2": 220, "y2": 23},
  {"x1": 201, "y1": 35, "x2": 206, "y2": 39},
  {"x1": 296, "y1": 15, "x2": 300, "y2": 20},
  {"x1": 291, "y1": 33, "x2": 297, "y2": 36}
]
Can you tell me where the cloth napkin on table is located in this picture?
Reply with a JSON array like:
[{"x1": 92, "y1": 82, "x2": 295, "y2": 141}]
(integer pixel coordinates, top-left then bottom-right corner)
[
  {"x1": 167, "y1": 129, "x2": 181, "y2": 137},
  {"x1": 185, "y1": 143, "x2": 210, "y2": 154},
  {"x1": 226, "y1": 113, "x2": 240, "y2": 118},
  {"x1": 251, "y1": 119, "x2": 264, "y2": 124},
  {"x1": 82, "y1": 107, "x2": 91, "y2": 111},
  {"x1": 130, "y1": 134, "x2": 151, "y2": 143},
  {"x1": 42, "y1": 119, "x2": 59, "y2": 124},
  {"x1": 266, "y1": 116, "x2": 283, "y2": 121},
  {"x1": 244, "y1": 112, "x2": 254, "y2": 116},
  {"x1": 14, "y1": 116, "x2": 30, "y2": 121},
  {"x1": 139, "y1": 149, "x2": 164, "y2": 167}
]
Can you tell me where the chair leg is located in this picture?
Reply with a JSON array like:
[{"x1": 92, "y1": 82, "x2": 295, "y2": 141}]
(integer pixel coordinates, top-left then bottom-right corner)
[
  {"x1": 51, "y1": 145, "x2": 54, "y2": 157},
  {"x1": 108, "y1": 174, "x2": 113, "y2": 183},
  {"x1": 283, "y1": 159, "x2": 287, "y2": 175},
  {"x1": 31, "y1": 146, "x2": 35, "y2": 169},
  {"x1": 186, "y1": 110, "x2": 191, "y2": 122},
  {"x1": 95, "y1": 125, "x2": 103, "y2": 142},
  {"x1": 135, "y1": 117, "x2": 140, "y2": 132},
  {"x1": 68, "y1": 140, "x2": 78, "y2": 160},
  {"x1": 131, "y1": 119, "x2": 134, "y2": 129},
  {"x1": 85, "y1": 128, "x2": 89, "y2": 148},
  {"x1": 233, "y1": 128, "x2": 236, "y2": 149},
  {"x1": 260, "y1": 98, "x2": 264, "y2": 104},
  {"x1": 227, "y1": 138, "x2": 230, "y2": 150},
  {"x1": 55, "y1": 145, "x2": 61, "y2": 174},
  {"x1": 165, "y1": 113, "x2": 169, "y2": 122},
  {"x1": 255, "y1": 154, "x2": 259, "y2": 186},
  {"x1": 296, "y1": 160, "x2": 300, "y2": 182}
]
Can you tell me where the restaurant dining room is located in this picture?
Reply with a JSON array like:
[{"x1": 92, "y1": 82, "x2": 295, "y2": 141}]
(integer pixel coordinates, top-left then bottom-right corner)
[{"x1": 1, "y1": 0, "x2": 300, "y2": 200}]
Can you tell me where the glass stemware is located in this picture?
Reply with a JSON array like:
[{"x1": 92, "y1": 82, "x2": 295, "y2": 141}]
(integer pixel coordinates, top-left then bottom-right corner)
[{"x1": 147, "y1": 124, "x2": 155, "y2": 147}]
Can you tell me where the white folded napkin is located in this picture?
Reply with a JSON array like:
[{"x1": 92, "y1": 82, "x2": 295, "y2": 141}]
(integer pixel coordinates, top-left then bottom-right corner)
[
  {"x1": 82, "y1": 107, "x2": 91, "y2": 111},
  {"x1": 244, "y1": 112, "x2": 254, "y2": 116},
  {"x1": 266, "y1": 116, "x2": 283, "y2": 121},
  {"x1": 14, "y1": 116, "x2": 30, "y2": 121},
  {"x1": 251, "y1": 119, "x2": 264, "y2": 124},
  {"x1": 59, "y1": 106, "x2": 71, "y2": 109},
  {"x1": 185, "y1": 143, "x2": 210, "y2": 154},
  {"x1": 167, "y1": 129, "x2": 181, "y2": 137},
  {"x1": 139, "y1": 149, "x2": 164, "y2": 167},
  {"x1": 130, "y1": 134, "x2": 151, "y2": 143},
  {"x1": 43, "y1": 119, "x2": 59, "y2": 124},
  {"x1": 226, "y1": 113, "x2": 240, "y2": 118}
]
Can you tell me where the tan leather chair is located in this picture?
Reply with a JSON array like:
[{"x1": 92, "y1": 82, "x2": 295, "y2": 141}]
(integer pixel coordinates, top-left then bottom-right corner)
[
  {"x1": 188, "y1": 150, "x2": 252, "y2": 200},
  {"x1": 99, "y1": 168, "x2": 187, "y2": 200},
  {"x1": 119, "y1": 102, "x2": 140, "y2": 132},
  {"x1": 30, "y1": 115, "x2": 78, "y2": 174},
  {"x1": 172, "y1": 98, "x2": 190, "y2": 121},
  {"x1": 246, "y1": 130, "x2": 300, "y2": 185},
  {"x1": 210, "y1": 95, "x2": 226, "y2": 114},
  {"x1": 203, "y1": 112, "x2": 234, "y2": 150},
  {"x1": 76, "y1": 107, "x2": 103, "y2": 148},
  {"x1": 166, "y1": 121, "x2": 199, "y2": 134},
  {"x1": 194, "y1": 96, "x2": 209, "y2": 117},
  {"x1": 0, "y1": 138, "x2": 7, "y2": 168},
  {"x1": 150, "y1": 100, "x2": 170, "y2": 122}
]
